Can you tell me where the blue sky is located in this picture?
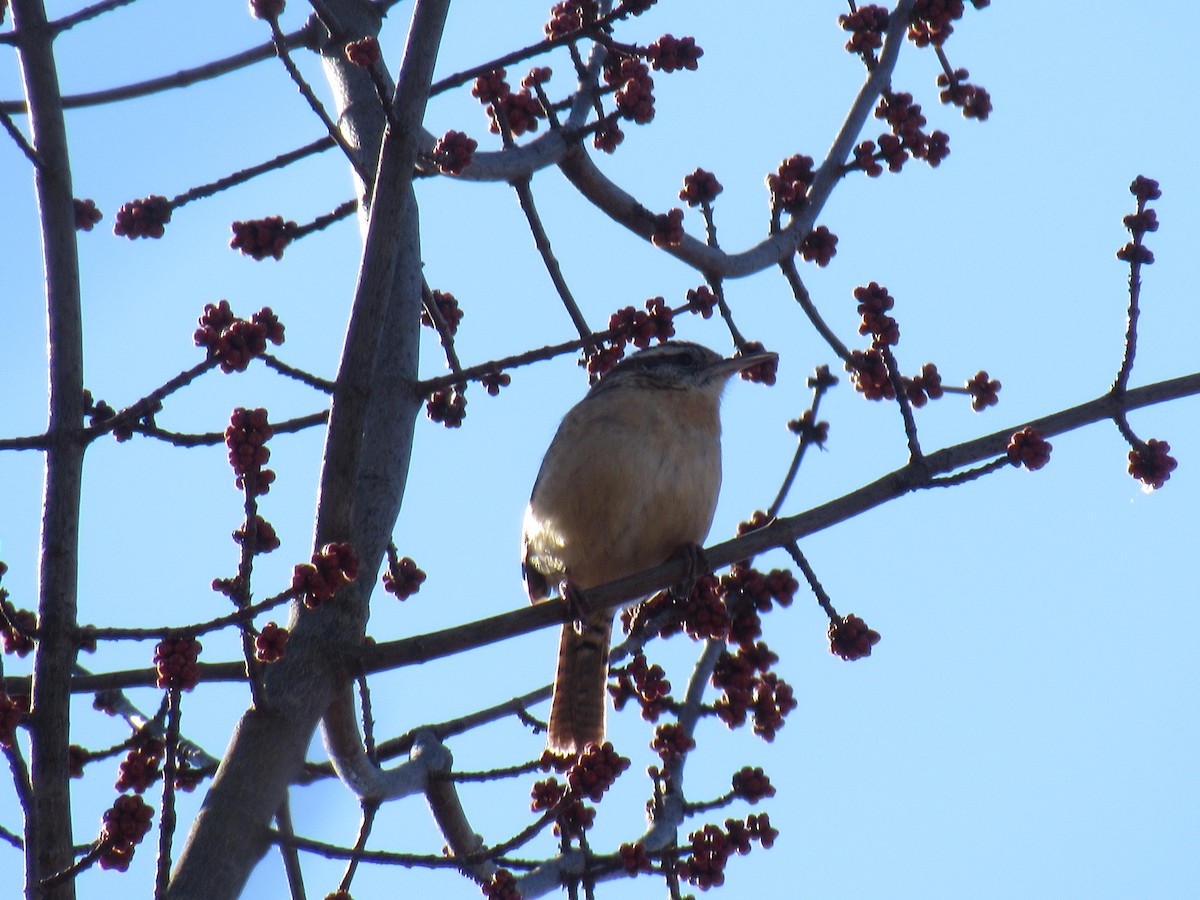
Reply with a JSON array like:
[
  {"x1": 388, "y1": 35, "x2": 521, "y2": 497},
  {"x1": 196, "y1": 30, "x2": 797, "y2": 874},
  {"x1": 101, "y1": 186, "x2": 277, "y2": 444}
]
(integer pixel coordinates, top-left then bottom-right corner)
[{"x1": 1, "y1": 2, "x2": 1197, "y2": 897}]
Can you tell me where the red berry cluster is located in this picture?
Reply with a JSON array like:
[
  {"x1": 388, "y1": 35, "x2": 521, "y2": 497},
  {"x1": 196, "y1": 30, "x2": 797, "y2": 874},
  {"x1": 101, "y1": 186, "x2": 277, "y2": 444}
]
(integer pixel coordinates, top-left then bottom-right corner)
[
  {"x1": 224, "y1": 407, "x2": 275, "y2": 495},
  {"x1": 685, "y1": 285, "x2": 718, "y2": 318},
  {"x1": 194, "y1": 301, "x2": 285, "y2": 373},
  {"x1": 610, "y1": 58, "x2": 656, "y2": 124},
  {"x1": 712, "y1": 642, "x2": 797, "y2": 740},
  {"x1": 493, "y1": 89, "x2": 545, "y2": 137},
  {"x1": 292, "y1": 542, "x2": 360, "y2": 608},
  {"x1": 230, "y1": 216, "x2": 296, "y2": 261},
  {"x1": 650, "y1": 208, "x2": 684, "y2": 248},
  {"x1": 965, "y1": 370, "x2": 1001, "y2": 411},
  {"x1": 646, "y1": 34, "x2": 702, "y2": 73},
  {"x1": 828, "y1": 613, "x2": 881, "y2": 661},
  {"x1": 567, "y1": 741, "x2": 631, "y2": 801},
  {"x1": 609, "y1": 298, "x2": 676, "y2": 348},
  {"x1": 593, "y1": 118, "x2": 624, "y2": 154},
  {"x1": 731, "y1": 766, "x2": 775, "y2": 803},
  {"x1": 679, "y1": 168, "x2": 722, "y2": 207},
  {"x1": 98, "y1": 794, "x2": 154, "y2": 871},
  {"x1": 786, "y1": 410, "x2": 829, "y2": 446},
  {"x1": 471, "y1": 67, "x2": 545, "y2": 137},
  {"x1": 677, "y1": 815, "x2": 777, "y2": 890},
  {"x1": 651, "y1": 722, "x2": 696, "y2": 761},
  {"x1": 420, "y1": 289, "x2": 464, "y2": 335},
  {"x1": 846, "y1": 348, "x2": 892, "y2": 400},
  {"x1": 908, "y1": 0, "x2": 990, "y2": 48},
  {"x1": 799, "y1": 225, "x2": 838, "y2": 266},
  {"x1": 855, "y1": 281, "x2": 898, "y2": 346},
  {"x1": 767, "y1": 154, "x2": 814, "y2": 212},
  {"x1": 618, "y1": 841, "x2": 654, "y2": 876},
  {"x1": 232, "y1": 514, "x2": 280, "y2": 555},
  {"x1": 471, "y1": 69, "x2": 509, "y2": 104},
  {"x1": 1007, "y1": 427, "x2": 1052, "y2": 472},
  {"x1": 74, "y1": 198, "x2": 103, "y2": 231},
  {"x1": 609, "y1": 651, "x2": 672, "y2": 721},
  {"x1": 116, "y1": 734, "x2": 164, "y2": 794},
  {"x1": 1128, "y1": 438, "x2": 1178, "y2": 491},
  {"x1": 584, "y1": 298, "x2": 676, "y2": 377},
  {"x1": 0, "y1": 693, "x2": 24, "y2": 748},
  {"x1": 839, "y1": 4, "x2": 889, "y2": 54},
  {"x1": 344, "y1": 35, "x2": 381, "y2": 67},
  {"x1": 522, "y1": 67, "x2": 552, "y2": 90},
  {"x1": 876, "y1": 91, "x2": 950, "y2": 168},
  {"x1": 113, "y1": 195, "x2": 171, "y2": 239},
  {"x1": 544, "y1": 0, "x2": 597, "y2": 39},
  {"x1": 2, "y1": 608, "x2": 36, "y2": 657},
  {"x1": 426, "y1": 387, "x2": 467, "y2": 427},
  {"x1": 382, "y1": 555, "x2": 426, "y2": 600},
  {"x1": 902, "y1": 362, "x2": 944, "y2": 408},
  {"x1": 254, "y1": 621, "x2": 289, "y2": 663},
  {"x1": 736, "y1": 341, "x2": 777, "y2": 385},
  {"x1": 431, "y1": 130, "x2": 478, "y2": 175},
  {"x1": 851, "y1": 139, "x2": 885, "y2": 177},
  {"x1": 680, "y1": 575, "x2": 732, "y2": 641},
  {"x1": 938, "y1": 68, "x2": 992, "y2": 120},
  {"x1": 1117, "y1": 175, "x2": 1161, "y2": 265},
  {"x1": 482, "y1": 868, "x2": 522, "y2": 900},
  {"x1": 585, "y1": 344, "x2": 625, "y2": 378},
  {"x1": 480, "y1": 370, "x2": 512, "y2": 396},
  {"x1": 212, "y1": 574, "x2": 247, "y2": 603},
  {"x1": 154, "y1": 637, "x2": 202, "y2": 691},
  {"x1": 530, "y1": 776, "x2": 566, "y2": 812}
]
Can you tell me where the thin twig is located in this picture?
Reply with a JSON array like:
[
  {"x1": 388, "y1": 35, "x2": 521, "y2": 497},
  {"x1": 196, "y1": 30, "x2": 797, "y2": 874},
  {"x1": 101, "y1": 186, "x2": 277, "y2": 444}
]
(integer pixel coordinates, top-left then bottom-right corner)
[
  {"x1": 779, "y1": 255, "x2": 851, "y2": 361},
  {"x1": 51, "y1": 0, "x2": 140, "y2": 34},
  {"x1": 131, "y1": 411, "x2": 329, "y2": 449},
  {"x1": 171, "y1": 136, "x2": 337, "y2": 209},
  {"x1": 267, "y1": 18, "x2": 371, "y2": 185},
  {"x1": 512, "y1": 177, "x2": 596, "y2": 349},
  {"x1": 0, "y1": 22, "x2": 318, "y2": 112},
  {"x1": 0, "y1": 106, "x2": 45, "y2": 169},
  {"x1": 879, "y1": 343, "x2": 924, "y2": 463},
  {"x1": 154, "y1": 688, "x2": 182, "y2": 900}
]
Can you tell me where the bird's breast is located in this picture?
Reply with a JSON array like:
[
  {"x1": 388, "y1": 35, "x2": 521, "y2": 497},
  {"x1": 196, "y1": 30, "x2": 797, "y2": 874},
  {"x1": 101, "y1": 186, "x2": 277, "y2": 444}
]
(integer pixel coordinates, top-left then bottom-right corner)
[{"x1": 523, "y1": 388, "x2": 723, "y2": 593}]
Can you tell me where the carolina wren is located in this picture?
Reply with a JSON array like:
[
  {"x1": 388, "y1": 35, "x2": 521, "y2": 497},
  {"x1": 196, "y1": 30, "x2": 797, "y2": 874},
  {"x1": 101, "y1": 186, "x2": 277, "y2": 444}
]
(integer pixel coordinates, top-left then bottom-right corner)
[{"x1": 522, "y1": 341, "x2": 775, "y2": 754}]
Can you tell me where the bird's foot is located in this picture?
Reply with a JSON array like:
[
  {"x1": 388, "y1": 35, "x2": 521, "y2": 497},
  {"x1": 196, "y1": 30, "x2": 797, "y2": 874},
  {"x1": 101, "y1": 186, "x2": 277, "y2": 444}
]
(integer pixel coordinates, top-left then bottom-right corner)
[
  {"x1": 669, "y1": 542, "x2": 711, "y2": 600},
  {"x1": 557, "y1": 578, "x2": 592, "y2": 632}
]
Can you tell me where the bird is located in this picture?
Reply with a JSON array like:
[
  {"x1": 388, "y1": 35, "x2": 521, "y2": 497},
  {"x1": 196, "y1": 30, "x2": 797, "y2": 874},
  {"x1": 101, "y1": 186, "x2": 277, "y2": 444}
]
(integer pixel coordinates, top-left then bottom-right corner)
[{"x1": 521, "y1": 340, "x2": 776, "y2": 754}]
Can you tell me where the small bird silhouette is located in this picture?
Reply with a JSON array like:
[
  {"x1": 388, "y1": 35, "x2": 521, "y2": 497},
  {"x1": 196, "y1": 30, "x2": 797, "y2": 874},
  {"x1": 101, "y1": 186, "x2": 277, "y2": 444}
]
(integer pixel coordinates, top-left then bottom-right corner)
[{"x1": 522, "y1": 341, "x2": 774, "y2": 753}]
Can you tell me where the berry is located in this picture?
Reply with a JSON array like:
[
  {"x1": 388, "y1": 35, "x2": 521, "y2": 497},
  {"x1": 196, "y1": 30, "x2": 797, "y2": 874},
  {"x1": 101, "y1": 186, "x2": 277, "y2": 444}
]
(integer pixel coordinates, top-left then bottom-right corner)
[
  {"x1": 153, "y1": 637, "x2": 202, "y2": 691},
  {"x1": 650, "y1": 208, "x2": 684, "y2": 248},
  {"x1": 828, "y1": 614, "x2": 881, "y2": 661},
  {"x1": 230, "y1": 216, "x2": 296, "y2": 260},
  {"x1": 254, "y1": 622, "x2": 289, "y2": 662},
  {"x1": 113, "y1": 195, "x2": 171, "y2": 239},
  {"x1": 679, "y1": 168, "x2": 722, "y2": 207},
  {"x1": 965, "y1": 370, "x2": 1001, "y2": 411},
  {"x1": 73, "y1": 198, "x2": 103, "y2": 231},
  {"x1": 732, "y1": 766, "x2": 776, "y2": 803},
  {"x1": 292, "y1": 543, "x2": 360, "y2": 608},
  {"x1": 646, "y1": 34, "x2": 703, "y2": 73},
  {"x1": 382, "y1": 556, "x2": 426, "y2": 599},
  {"x1": 344, "y1": 36, "x2": 380, "y2": 67},
  {"x1": 431, "y1": 130, "x2": 477, "y2": 175},
  {"x1": 1007, "y1": 427, "x2": 1052, "y2": 471},
  {"x1": 1128, "y1": 438, "x2": 1177, "y2": 490}
]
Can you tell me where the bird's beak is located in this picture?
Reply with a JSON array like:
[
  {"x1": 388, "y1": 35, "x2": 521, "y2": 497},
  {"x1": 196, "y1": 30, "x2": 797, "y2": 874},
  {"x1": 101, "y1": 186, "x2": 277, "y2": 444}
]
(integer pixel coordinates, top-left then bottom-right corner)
[{"x1": 707, "y1": 349, "x2": 778, "y2": 380}]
